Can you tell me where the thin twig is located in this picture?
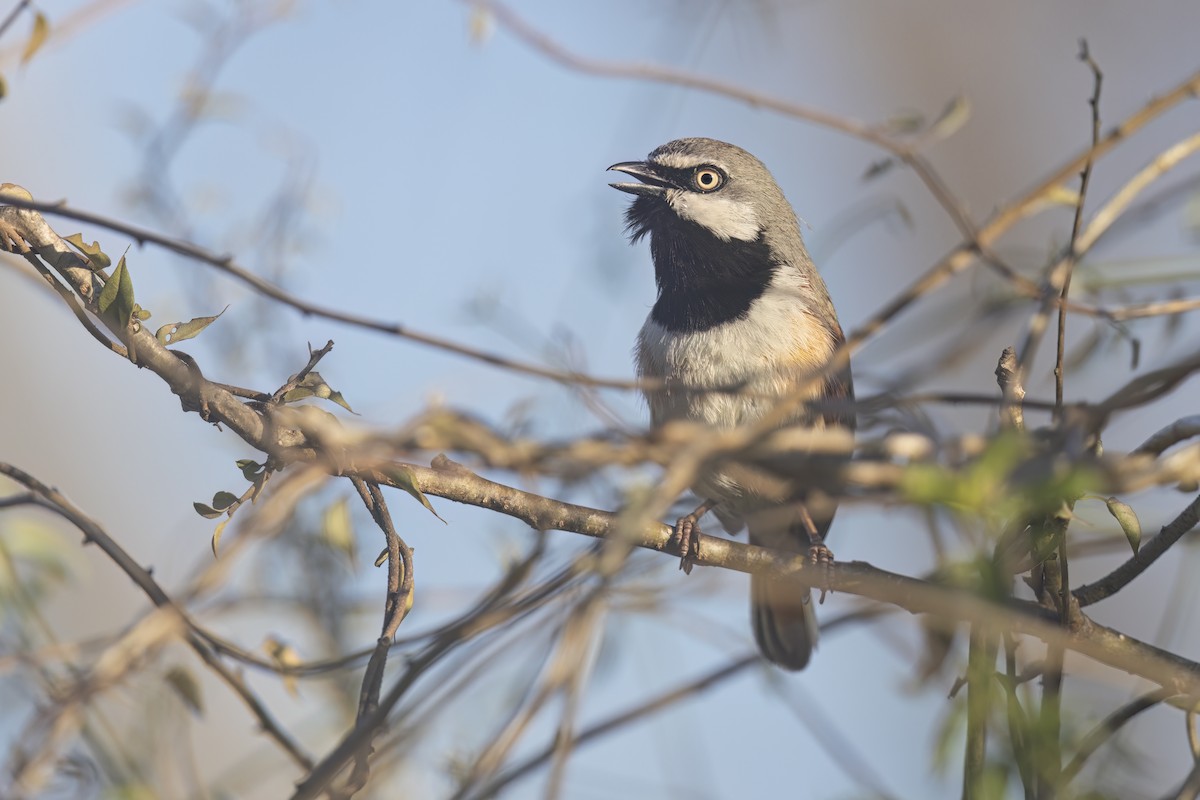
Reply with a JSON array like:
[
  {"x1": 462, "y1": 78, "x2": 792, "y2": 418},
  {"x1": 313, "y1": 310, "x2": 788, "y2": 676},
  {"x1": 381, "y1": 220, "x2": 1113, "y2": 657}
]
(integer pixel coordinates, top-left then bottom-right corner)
[
  {"x1": 0, "y1": 0, "x2": 32, "y2": 40},
  {"x1": 0, "y1": 463, "x2": 315, "y2": 772},
  {"x1": 1060, "y1": 687, "x2": 1174, "y2": 786},
  {"x1": 1056, "y1": 40, "x2": 1104, "y2": 417},
  {"x1": 1073, "y1": 492, "x2": 1200, "y2": 606}
]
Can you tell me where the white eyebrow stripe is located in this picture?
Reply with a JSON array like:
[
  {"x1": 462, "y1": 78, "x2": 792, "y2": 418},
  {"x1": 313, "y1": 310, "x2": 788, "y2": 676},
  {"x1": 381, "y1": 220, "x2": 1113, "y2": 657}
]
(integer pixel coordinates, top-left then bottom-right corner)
[{"x1": 653, "y1": 152, "x2": 725, "y2": 171}]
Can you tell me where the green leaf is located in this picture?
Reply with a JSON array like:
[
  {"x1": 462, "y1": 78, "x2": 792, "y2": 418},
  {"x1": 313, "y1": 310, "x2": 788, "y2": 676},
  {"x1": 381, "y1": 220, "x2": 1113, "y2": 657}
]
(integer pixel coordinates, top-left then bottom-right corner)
[
  {"x1": 321, "y1": 497, "x2": 356, "y2": 563},
  {"x1": 884, "y1": 109, "x2": 925, "y2": 135},
  {"x1": 236, "y1": 459, "x2": 264, "y2": 481},
  {"x1": 280, "y1": 386, "x2": 314, "y2": 403},
  {"x1": 211, "y1": 518, "x2": 229, "y2": 557},
  {"x1": 386, "y1": 465, "x2": 444, "y2": 522},
  {"x1": 282, "y1": 371, "x2": 355, "y2": 412},
  {"x1": 20, "y1": 12, "x2": 49, "y2": 66},
  {"x1": 0, "y1": 74, "x2": 7, "y2": 101},
  {"x1": 155, "y1": 306, "x2": 227, "y2": 346},
  {"x1": 193, "y1": 502, "x2": 222, "y2": 519},
  {"x1": 164, "y1": 665, "x2": 204, "y2": 715},
  {"x1": 863, "y1": 158, "x2": 895, "y2": 181},
  {"x1": 63, "y1": 233, "x2": 111, "y2": 270},
  {"x1": 927, "y1": 94, "x2": 971, "y2": 141},
  {"x1": 327, "y1": 390, "x2": 356, "y2": 413},
  {"x1": 1105, "y1": 497, "x2": 1142, "y2": 555},
  {"x1": 211, "y1": 491, "x2": 238, "y2": 511},
  {"x1": 96, "y1": 256, "x2": 135, "y2": 331}
]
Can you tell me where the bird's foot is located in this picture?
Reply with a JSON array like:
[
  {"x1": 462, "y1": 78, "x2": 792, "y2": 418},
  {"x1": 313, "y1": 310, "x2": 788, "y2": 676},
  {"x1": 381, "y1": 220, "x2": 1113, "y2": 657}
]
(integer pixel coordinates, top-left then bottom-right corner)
[
  {"x1": 808, "y1": 542, "x2": 834, "y2": 603},
  {"x1": 672, "y1": 500, "x2": 716, "y2": 575},
  {"x1": 673, "y1": 514, "x2": 701, "y2": 575}
]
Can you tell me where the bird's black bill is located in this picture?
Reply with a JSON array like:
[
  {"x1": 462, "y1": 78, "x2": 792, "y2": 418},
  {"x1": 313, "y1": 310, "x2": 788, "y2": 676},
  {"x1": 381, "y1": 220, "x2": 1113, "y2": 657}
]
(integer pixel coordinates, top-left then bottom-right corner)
[{"x1": 608, "y1": 161, "x2": 677, "y2": 197}]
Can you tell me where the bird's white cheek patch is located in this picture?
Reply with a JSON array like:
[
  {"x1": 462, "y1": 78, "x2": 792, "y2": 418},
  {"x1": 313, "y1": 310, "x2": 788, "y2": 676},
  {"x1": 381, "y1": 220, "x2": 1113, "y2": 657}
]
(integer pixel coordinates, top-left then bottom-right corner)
[{"x1": 668, "y1": 192, "x2": 761, "y2": 242}]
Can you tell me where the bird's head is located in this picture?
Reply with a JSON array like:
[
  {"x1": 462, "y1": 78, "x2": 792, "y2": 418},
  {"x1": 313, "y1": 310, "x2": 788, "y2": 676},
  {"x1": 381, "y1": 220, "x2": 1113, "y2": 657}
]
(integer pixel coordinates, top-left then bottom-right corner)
[{"x1": 608, "y1": 137, "x2": 793, "y2": 245}]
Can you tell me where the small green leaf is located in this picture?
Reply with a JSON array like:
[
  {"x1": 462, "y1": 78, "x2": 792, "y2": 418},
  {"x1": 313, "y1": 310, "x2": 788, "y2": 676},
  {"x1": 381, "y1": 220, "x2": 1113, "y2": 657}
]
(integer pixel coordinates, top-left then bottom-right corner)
[
  {"x1": 927, "y1": 94, "x2": 971, "y2": 141},
  {"x1": 884, "y1": 109, "x2": 925, "y2": 135},
  {"x1": 97, "y1": 256, "x2": 135, "y2": 331},
  {"x1": 282, "y1": 372, "x2": 354, "y2": 412},
  {"x1": 321, "y1": 497, "x2": 356, "y2": 563},
  {"x1": 133, "y1": 305, "x2": 152, "y2": 321},
  {"x1": 327, "y1": 390, "x2": 356, "y2": 414},
  {"x1": 386, "y1": 465, "x2": 444, "y2": 522},
  {"x1": 64, "y1": 233, "x2": 111, "y2": 270},
  {"x1": 20, "y1": 12, "x2": 49, "y2": 66},
  {"x1": 211, "y1": 518, "x2": 229, "y2": 557},
  {"x1": 155, "y1": 306, "x2": 227, "y2": 346},
  {"x1": 164, "y1": 665, "x2": 204, "y2": 716},
  {"x1": 193, "y1": 502, "x2": 222, "y2": 519},
  {"x1": 236, "y1": 459, "x2": 264, "y2": 481},
  {"x1": 211, "y1": 491, "x2": 238, "y2": 511},
  {"x1": 281, "y1": 386, "x2": 316, "y2": 403},
  {"x1": 0, "y1": 74, "x2": 7, "y2": 101},
  {"x1": 1105, "y1": 497, "x2": 1142, "y2": 555},
  {"x1": 863, "y1": 158, "x2": 895, "y2": 181}
]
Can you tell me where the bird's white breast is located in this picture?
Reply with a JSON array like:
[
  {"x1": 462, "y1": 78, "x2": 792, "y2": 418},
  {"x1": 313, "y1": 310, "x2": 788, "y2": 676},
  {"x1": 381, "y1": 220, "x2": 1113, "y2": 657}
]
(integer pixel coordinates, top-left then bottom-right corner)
[{"x1": 636, "y1": 271, "x2": 836, "y2": 523}]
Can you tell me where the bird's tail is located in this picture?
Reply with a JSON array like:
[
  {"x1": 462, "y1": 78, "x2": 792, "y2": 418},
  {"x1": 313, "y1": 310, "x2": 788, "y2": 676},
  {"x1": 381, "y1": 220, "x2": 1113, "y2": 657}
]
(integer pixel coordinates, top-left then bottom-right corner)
[{"x1": 751, "y1": 573, "x2": 817, "y2": 671}]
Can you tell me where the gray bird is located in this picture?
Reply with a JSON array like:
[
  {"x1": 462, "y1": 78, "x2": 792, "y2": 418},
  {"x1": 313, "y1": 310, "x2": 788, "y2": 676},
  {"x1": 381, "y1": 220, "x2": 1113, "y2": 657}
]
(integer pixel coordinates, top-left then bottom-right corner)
[{"x1": 609, "y1": 137, "x2": 855, "y2": 670}]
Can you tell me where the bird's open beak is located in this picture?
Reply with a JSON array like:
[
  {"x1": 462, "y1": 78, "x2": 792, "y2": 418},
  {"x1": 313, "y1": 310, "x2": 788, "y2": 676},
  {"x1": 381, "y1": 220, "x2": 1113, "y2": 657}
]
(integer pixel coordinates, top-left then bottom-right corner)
[{"x1": 608, "y1": 161, "x2": 676, "y2": 197}]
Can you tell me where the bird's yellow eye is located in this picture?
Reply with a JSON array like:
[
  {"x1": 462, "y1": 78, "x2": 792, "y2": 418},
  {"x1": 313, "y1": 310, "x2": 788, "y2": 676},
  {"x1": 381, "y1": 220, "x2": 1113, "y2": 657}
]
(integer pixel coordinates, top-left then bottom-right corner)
[{"x1": 692, "y1": 167, "x2": 724, "y2": 192}]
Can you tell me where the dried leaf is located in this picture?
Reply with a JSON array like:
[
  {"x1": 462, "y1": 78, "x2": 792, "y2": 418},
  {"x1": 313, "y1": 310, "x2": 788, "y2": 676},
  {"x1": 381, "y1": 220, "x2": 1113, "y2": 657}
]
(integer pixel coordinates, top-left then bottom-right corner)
[
  {"x1": 263, "y1": 636, "x2": 302, "y2": 697},
  {"x1": 164, "y1": 665, "x2": 204, "y2": 716},
  {"x1": 1105, "y1": 497, "x2": 1141, "y2": 555},
  {"x1": 211, "y1": 518, "x2": 229, "y2": 557},
  {"x1": 469, "y1": 6, "x2": 492, "y2": 43},
  {"x1": 1041, "y1": 185, "x2": 1082, "y2": 207},
  {"x1": 21, "y1": 12, "x2": 49, "y2": 66}
]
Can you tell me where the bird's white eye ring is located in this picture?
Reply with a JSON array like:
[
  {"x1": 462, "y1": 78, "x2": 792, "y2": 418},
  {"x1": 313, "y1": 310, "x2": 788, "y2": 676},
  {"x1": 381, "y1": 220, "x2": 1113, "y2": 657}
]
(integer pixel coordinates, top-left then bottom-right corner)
[{"x1": 692, "y1": 167, "x2": 724, "y2": 192}]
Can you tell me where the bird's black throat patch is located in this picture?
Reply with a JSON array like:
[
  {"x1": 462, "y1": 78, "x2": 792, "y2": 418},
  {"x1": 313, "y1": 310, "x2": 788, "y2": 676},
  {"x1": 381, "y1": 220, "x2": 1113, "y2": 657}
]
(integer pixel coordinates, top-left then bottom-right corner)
[{"x1": 625, "y1": 195, "x2": 777, "y2": 333}]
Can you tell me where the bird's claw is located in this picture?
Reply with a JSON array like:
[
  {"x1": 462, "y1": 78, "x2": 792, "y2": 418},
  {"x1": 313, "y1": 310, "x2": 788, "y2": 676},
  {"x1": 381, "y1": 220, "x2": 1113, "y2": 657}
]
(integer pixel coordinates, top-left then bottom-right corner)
[
  {"x1": 808, "y1": 542, "x2": 834, "y2": 603},
  {"x1": 673, "y1": 513, "x2": 704, "y2": 575}
]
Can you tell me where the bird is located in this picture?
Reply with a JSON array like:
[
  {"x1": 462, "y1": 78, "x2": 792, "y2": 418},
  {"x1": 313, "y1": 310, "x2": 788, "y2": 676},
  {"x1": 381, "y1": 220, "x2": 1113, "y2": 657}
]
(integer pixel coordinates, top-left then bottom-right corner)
[{"x1": 609, "y1": 137, "x2": 855, "y2": 670}]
